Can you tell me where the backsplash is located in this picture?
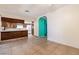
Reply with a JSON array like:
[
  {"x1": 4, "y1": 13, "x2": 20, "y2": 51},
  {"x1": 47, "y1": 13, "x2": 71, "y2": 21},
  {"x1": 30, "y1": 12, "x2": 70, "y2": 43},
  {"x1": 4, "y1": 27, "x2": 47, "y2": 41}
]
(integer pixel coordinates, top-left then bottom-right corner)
[{"x1": 2, "y1": 21, "x2": 17, "y2": 28}]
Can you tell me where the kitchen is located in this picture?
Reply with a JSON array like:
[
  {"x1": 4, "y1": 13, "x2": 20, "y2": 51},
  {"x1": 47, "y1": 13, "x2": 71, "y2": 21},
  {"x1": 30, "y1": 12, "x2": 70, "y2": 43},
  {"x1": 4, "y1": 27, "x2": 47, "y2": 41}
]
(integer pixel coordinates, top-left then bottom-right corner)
[{"x1": 0, "y1": 16, "x2": 28, "y2": 41}]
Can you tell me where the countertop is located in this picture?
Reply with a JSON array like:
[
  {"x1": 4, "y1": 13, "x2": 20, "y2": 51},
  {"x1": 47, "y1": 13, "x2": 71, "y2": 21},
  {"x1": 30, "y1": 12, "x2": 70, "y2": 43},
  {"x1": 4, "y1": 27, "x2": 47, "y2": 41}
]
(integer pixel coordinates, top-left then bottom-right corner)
[{"x1": 0, "y1": 28, "x2": 27, "y2": 32}]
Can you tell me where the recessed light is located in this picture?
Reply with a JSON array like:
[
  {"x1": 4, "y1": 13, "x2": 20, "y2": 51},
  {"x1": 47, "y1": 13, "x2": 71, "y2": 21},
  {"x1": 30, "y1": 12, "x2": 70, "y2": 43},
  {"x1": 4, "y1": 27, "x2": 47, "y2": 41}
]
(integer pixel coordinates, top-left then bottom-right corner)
[{"x1": 25, "y1": 10, "x2": 29, "y2": 12}]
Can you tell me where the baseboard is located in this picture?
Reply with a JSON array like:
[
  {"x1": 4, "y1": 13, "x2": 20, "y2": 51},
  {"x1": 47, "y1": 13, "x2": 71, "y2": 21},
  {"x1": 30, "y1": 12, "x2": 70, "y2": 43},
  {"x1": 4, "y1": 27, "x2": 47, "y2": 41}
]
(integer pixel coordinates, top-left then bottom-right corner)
[{"x1": 48, "y1": 39, "x2": 79, "y2": 49}]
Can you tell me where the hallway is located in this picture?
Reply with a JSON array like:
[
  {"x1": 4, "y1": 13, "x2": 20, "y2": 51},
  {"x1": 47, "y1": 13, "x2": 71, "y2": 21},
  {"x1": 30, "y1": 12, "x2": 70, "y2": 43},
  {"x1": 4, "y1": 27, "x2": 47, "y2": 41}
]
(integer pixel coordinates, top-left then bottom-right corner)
[{"x1": 0, "y1": 36, "x2": 79, "y2": 55}]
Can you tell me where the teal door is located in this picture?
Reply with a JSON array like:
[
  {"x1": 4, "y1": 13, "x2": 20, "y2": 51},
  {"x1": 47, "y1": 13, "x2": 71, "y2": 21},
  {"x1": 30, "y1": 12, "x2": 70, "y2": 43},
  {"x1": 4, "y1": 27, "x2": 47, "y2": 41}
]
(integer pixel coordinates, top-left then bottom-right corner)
[{"x1": 39, "y1": 16, "x2": 47, "y2": 37}]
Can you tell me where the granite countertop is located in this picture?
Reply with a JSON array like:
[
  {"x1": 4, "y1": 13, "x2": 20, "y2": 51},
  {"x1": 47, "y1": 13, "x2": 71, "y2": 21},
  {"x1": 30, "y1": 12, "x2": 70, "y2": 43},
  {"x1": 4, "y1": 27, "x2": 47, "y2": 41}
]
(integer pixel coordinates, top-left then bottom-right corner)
[{"x1": 0, "y1": 28, "x2": 27, "y2": 32}]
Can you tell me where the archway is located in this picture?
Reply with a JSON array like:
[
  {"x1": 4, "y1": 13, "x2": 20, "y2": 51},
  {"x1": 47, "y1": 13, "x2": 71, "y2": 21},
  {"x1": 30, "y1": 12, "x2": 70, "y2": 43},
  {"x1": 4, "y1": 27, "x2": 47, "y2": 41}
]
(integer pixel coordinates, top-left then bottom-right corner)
[{"x1": 39, "y1": 16, "x2": 47, "y2": 37}]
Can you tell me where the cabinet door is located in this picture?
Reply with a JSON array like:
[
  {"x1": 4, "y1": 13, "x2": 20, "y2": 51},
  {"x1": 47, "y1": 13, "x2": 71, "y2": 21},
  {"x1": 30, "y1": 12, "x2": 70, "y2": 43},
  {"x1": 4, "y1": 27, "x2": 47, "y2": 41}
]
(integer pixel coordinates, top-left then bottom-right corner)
[{"x1": 1, "y1": 31, "x2": 28, "y2": 41}]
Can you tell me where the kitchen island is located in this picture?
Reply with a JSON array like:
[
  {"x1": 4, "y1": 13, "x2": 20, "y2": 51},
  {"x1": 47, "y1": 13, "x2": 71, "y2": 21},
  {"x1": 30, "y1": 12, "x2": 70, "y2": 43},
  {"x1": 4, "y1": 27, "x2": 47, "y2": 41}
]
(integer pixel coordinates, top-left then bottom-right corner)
[{"x1": 0, "y1": 29, "x2": 28, "y2": 41}]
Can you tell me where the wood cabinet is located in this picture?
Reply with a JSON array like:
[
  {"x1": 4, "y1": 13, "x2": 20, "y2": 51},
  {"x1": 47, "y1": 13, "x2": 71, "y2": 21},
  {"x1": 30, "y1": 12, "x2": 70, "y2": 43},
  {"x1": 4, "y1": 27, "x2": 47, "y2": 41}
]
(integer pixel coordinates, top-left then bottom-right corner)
[
  {"x1": 1, "y1": 17, "x2": 24, "y2": 28},
  {"x1": 0, "y1": 17, "x2": 28, "y2": 41},
  {"x1": 1, "y1": 17, "x2": 24, "y2": 23},
  {"x1": 1, "y1": 30, "x2": 28, "y2": 41}
]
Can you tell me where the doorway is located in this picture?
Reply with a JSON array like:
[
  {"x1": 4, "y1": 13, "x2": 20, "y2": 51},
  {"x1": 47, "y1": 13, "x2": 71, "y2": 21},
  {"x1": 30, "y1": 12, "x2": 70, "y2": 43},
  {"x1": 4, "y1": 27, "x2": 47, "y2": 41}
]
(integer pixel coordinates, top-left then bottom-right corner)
[
  {"x1": 25, "y1": 21, "x2": 34, "y2": 37},
  {"x1": 26, "y1": 24, "x2": 32, "y2": 34},
  {"x1": 39, "y1": 16, "x2": 47, "y2": 37}
]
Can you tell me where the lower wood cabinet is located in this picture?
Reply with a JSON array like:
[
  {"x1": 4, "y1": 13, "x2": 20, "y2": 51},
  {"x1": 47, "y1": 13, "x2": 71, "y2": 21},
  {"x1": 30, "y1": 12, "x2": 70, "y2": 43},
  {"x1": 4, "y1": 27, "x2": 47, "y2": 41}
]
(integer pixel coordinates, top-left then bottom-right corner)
[{"x1": 1, "y1": 30, "x2": 28, "y2": 41}]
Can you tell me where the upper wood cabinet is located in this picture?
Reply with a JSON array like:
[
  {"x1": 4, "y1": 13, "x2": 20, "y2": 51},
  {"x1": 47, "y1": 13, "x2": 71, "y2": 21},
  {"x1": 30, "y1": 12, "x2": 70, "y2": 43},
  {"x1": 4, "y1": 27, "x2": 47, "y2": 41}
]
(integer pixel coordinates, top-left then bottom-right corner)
[
  {"x1": 1, "y1": 17, "x2": 24, "y2": 28},
  {"x1": 1, "y1": 17, "x2": 24, "y2": 23}
]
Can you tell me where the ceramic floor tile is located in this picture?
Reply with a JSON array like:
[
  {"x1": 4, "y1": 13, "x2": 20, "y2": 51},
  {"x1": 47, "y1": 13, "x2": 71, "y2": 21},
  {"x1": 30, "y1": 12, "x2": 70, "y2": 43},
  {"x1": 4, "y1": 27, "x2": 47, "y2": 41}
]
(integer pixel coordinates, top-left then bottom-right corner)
[{"x1": 0, "y1": 36, "x2": 79, "y2": 55}]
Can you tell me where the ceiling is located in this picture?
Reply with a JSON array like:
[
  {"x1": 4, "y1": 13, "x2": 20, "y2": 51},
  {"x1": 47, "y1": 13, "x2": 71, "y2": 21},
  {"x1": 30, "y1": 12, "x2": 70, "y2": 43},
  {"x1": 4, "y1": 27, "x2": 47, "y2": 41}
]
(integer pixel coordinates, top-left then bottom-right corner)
[{"x1": 0, "y1": 4, "x2": 64, "y2": 21}]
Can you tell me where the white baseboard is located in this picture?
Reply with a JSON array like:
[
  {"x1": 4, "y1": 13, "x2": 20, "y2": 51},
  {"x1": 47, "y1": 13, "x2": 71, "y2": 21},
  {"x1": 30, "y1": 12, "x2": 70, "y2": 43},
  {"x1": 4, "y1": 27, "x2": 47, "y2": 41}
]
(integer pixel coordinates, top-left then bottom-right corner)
[{"x1": 48, "y1": 38, "x2": 79, "y2": 49}]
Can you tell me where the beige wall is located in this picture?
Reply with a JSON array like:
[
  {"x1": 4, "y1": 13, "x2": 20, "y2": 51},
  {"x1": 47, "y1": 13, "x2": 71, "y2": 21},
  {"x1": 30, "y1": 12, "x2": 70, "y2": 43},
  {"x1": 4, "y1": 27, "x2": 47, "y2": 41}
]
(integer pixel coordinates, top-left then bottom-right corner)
[{"x1": 44, "y1": 5, "x2": 79, "y2": 48}]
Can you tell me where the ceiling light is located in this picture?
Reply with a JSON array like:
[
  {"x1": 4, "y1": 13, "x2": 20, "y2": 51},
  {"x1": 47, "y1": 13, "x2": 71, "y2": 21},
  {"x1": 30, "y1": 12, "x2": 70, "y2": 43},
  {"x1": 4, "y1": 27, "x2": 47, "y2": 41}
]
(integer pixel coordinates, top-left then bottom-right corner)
[{"x1": 25, "y1": 10, "x2": 29, "y2": 12}]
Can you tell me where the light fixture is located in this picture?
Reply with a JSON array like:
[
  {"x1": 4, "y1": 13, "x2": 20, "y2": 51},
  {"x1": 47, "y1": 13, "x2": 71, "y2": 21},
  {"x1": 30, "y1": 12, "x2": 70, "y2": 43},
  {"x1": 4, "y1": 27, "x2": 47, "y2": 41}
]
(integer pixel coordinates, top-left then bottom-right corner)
[{"x1": 25, "y1": 10, "x2": 29, "y2": 12}]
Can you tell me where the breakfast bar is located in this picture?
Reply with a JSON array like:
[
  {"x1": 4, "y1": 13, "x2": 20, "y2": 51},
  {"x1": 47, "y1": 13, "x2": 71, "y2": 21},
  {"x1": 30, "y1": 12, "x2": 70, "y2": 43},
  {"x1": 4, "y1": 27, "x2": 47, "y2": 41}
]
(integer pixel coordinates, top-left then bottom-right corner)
[{"x1": 0, "y1": 29, "x2": 28, "y2": 41}]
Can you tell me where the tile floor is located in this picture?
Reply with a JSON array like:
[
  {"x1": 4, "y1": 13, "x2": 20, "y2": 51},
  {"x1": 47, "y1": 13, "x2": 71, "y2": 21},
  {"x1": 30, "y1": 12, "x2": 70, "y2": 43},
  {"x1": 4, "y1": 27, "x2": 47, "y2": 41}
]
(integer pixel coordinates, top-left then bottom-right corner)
[{"x1": 0, "y1": 36, "x2": 79, "y2": 55}]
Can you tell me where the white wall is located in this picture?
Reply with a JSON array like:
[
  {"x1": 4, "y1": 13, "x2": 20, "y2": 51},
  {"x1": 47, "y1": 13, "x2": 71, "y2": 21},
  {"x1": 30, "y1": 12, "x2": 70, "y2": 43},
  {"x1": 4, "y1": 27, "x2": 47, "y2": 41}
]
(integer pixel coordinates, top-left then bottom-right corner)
[
  {"x1": 44, "y1": 5, "x2": 79, "y2": 48},
  {"x1": 0, "y1": 10, "x2": 36, "y2": 22},
  {"x1": 0, "y1": 11, "x2": 25, "y2": 20},
  {"x1": 34, "y1": 17, "x2": 39, "y2": 36}
]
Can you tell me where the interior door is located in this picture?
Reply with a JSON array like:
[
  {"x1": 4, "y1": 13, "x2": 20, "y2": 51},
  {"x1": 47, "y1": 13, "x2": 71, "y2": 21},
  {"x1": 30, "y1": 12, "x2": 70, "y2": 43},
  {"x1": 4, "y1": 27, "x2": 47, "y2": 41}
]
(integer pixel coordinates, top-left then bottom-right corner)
[{"x1": 39, "y1": 16, "x2": 47, "y2": 37}]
